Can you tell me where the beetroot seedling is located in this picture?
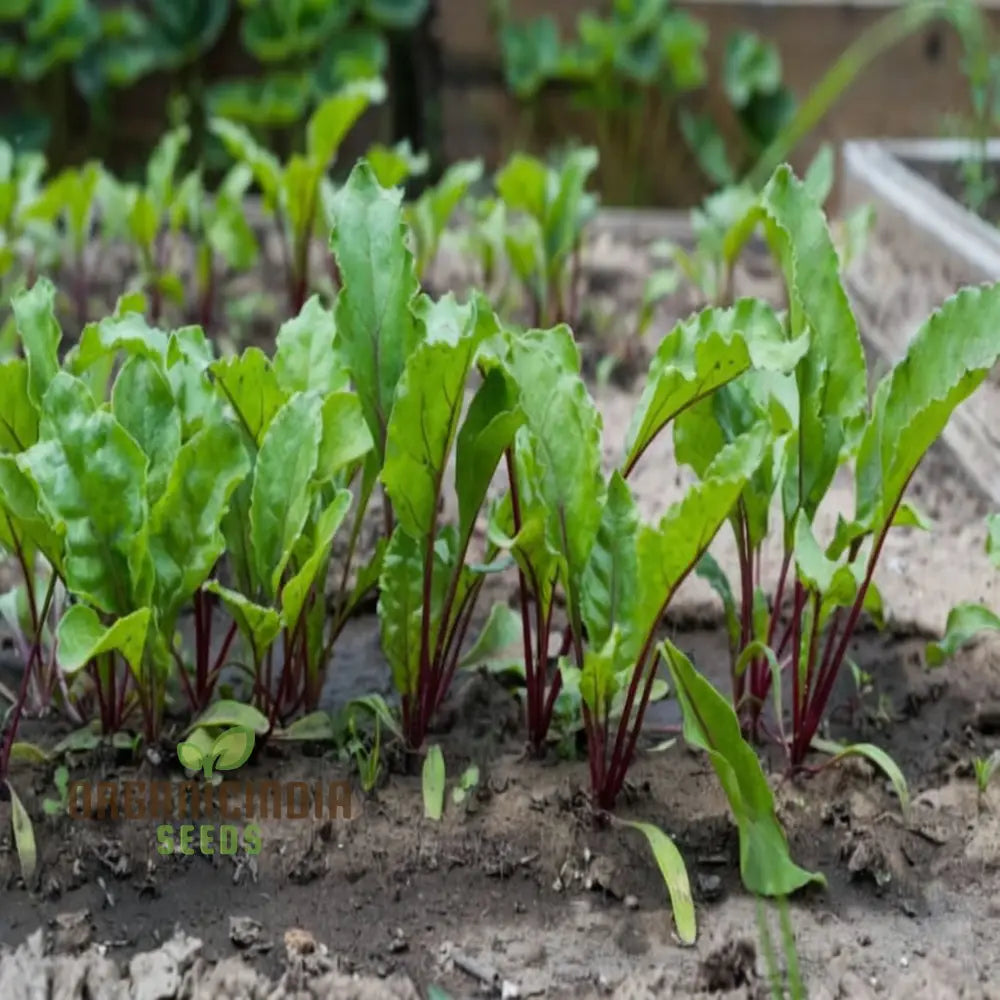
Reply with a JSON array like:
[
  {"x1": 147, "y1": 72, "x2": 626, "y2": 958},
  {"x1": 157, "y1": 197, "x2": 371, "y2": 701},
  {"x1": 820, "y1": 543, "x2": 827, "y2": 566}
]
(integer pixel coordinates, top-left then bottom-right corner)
[{"x1": 212, "y1": 79, "x2": 386, "y2": 314}]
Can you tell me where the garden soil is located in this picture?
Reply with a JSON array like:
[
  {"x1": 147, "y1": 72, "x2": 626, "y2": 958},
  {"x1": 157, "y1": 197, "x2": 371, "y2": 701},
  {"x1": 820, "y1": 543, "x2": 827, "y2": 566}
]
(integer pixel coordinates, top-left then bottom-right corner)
[{"x1": 3, "y1": 218, "x2": 1000, "y2": 998}]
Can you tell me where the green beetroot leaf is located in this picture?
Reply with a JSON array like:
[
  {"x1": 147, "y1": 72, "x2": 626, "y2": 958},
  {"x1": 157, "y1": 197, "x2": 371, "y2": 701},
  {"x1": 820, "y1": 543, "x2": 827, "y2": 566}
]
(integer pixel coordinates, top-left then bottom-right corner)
[
  {"x1": 664, "y1": 640, "x2": 825, "y2": 896},
  {"x1": 366, "y1": 0, "x2": 429, "y2": 29},
  {"x1": 204, "y1": 582, "x2": 282, "y2": 667},
  {"x1": 456, "y1": 602, "x2": 523, "y2": 674},
  {"x1": 317, "y1": 392, "x2": 375, "y2": 476},
  {"x1": 581, "y1": 473, "x2": 640, "y2": 666},
  {"x1": 307, "y1": 80, "x2": 387, "y2": 168},
  {"x1": 582, "y1": 427, "x2": 770, "y2": 809},
  {"x1": 366, "y1": 140, "x2": 429, "y2": 189},
  {"x1": 57, "y1": 605, "x2": 151, "y2": 678},
  {"x1": 927, "y1": 603, "x2": 1000, "y2": 666},
  {"x1": 280, "y1": 489, "x2": 352, "y2": 629},
  {"x1": 788, "y1": 277, "x2": 1000, "y2": 764},
  {"x1": 455, "y1": 365, "x2": 524, "y2": 546},
  {"x1": 543, "y1": 147, "x2": 598, "y2": 276},
  {"x1": 422, "y1": 744, "x2": 446, "y2": 820},
  {"x1": 925, "y1": 510, "x2": 1000, "y2": 663},
  {"x1": 687, "y1": 164, "x2": 873, "y2": 732},
  {"x1": 111, "y1": 356, "x2": 181, "y2": 507},
  {"x1": 727, "y1": 165, "x2": 868, "y2": 522},
  {"x1": 495, "y1": 154, "x2": 548, "y2": 223},
  {"x1": 635, "y1": 427, "x2": 770, "y2": 642},
  {"x1": 379, "y1": 297, "x2": 520, "y2": 745},
  {"x1": 18, "y1": 373, "x2": 152, "y2": 616},
  {"x1": 215, "y1": 376, "x2": 369, "y2": 715},
  {"x1": 488, "y1": 438, "x2": 560, "y2": 614},
  {"x1": 211, "y1": 348, "x2": 286, "y2": 446},
  {"x1": 623, "y1": 298, "x2": 804, "y2": 476},
  {"x1": 406, "y1": 159, "x2": 484, "y2": 278},
  {"x1": 495, "y1": 148, "x2": 598, "y2": 323},
  {"x1": 505, "y1": 326, "x2": 604, "y2": 639},
  {"x1": 792, "y1": 513, "x2": 871, "y2": 628},
  {"x1": 9, "y1": 786, "x2": 36, "y2": 883},
  {"x1": 67, "y1": 313, "x2": 170, "y2": 403},
  {"x1": 241, "y1": 0, "x2": 350, "y2": 63},
  {"x1": 221, "y1": 472, "x2": 254, "y2": 598},
  {"x1": 248, "y1": 392, "x2": 324, "y2": 600},
  {"x1": 486, "y1": 326, "x2": 602, "y2": 749},
  {"x1": 11, "y1": 279, "x2": 60, "y2": 409},
  {"x1": 988, "y1": 513, "x2": 1000, "y2": 563},
  {"x1": 148, "y1": 420, "x2": 251, "y2": 626},
  {"x1": 0, "y1": 359, "x2": 40, "y2": 453},
  {"x1": 331, "y1": 162, "x2": 424, "y2": 464},
  {"x1": 855, "y1": 284, "x2": 1000, "y2": 536},
  {"x1": 164, "y1": 327, "x2": 224, "y2": 438},
  {"x1": 619, "y1": 819, "x2": 696, "y2": 946},
  {"x1": 272, "y1": 296, "x2": 348, "y2": 397},
  {"x1": 377, "y1": 529, "x2": 423, "y2": 702},
  {"x1": 382, "y1": 295, "x2": 494, "y2": 539},
  {"x1": 0, "y1": 457, "x2": 64, "y2": 575},
  {"x1": 210, "y1": 119, "x2": 282, "y2": 203}
]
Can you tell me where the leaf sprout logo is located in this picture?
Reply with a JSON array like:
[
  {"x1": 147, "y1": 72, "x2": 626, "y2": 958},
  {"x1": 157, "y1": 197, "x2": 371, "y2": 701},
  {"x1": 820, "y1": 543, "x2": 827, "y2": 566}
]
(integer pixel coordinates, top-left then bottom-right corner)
[{"x1": 176, "y1": 725, "x2": 255, "y2": 780}]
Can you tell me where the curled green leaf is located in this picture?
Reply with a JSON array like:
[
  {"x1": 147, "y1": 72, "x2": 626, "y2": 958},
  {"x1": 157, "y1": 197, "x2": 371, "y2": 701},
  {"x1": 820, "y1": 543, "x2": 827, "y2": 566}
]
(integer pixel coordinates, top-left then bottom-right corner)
[{"x1": 618, "y1": 819, "x2": 696, "y2": 945}]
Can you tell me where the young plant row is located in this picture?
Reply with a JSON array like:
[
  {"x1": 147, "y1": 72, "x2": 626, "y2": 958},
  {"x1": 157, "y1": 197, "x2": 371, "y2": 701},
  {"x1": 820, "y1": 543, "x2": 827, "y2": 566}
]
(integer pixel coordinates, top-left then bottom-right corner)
[
  {"x1": 3, "y1": 157, "x2": 1000, "y2": 941},
  {"x1": 1, "y1": 94, "x2": 599, "y2": 361},
  {"x1": 0, "y1": 0, "x2": 429, "y2": 166},
  {"x1": 497, "y1": 0, "x2": 797, "y2": 203}
]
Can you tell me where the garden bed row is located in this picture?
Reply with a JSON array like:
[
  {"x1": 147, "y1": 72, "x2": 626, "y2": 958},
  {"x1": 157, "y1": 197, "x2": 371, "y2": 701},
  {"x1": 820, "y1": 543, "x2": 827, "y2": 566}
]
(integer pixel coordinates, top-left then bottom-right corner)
[{"x1": 3, "y1": 189, "x2": 1000, "y2": 997}]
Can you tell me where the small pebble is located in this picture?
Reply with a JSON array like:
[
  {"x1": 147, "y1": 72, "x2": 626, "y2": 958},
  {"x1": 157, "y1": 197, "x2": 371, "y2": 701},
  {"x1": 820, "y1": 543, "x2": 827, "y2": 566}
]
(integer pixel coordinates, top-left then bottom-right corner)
[
  {"x1": 623, "y1": 895, "x2": 639, "y2": 911},
  {"x1": 696, "y1": 873, "x2": 723, "y2": 901}
]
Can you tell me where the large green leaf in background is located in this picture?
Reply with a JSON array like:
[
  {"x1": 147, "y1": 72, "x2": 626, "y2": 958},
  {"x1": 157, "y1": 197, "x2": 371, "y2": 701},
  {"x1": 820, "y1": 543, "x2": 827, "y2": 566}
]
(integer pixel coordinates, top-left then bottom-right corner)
[
  {"x1": 331, "y1": 162, "x2": 423, "y2": 462},
  {"x1": 307, "y1": 79, "x2": 386, "y2": 167},
  {"x1": 242, "y1": 0, "x2": 353, "y2": 62},
  {"x1": 363, "y1": 0, "x2": 428, "y2": 30}
]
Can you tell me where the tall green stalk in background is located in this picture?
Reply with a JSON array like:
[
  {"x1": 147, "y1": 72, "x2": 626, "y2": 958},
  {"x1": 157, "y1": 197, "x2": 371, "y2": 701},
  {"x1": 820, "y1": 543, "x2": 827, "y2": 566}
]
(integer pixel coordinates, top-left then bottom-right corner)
[{"x1": 746, "y1": 0, "x2": 982, "y2": 190}]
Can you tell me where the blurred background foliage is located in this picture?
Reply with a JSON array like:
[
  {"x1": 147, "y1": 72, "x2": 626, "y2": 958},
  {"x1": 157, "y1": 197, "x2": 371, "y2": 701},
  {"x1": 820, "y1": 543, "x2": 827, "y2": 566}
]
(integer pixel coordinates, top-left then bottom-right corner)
[
  {"x1": 0, "y1": 0, "x2": 796, "y2": 203},
  {"x1": 0, "y1": 0, "x2": 432, "y2": 182}
]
